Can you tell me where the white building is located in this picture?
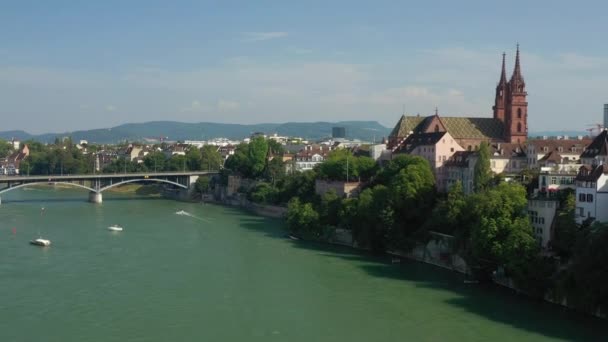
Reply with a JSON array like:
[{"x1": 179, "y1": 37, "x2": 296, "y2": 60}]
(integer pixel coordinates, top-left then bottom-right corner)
[
  {"x1": 528, "y1": 199, "x2": 558, "y2": 250},
  {"x1": 575, "y1": 164, "x2": 608, "y2": 224},
  {"x1": 294, "y1": 145, "x2": 332, "y2": 172},
  {"x1": 527, "y1": 138, "x2": 589, "y2": 169},
  {"x1": 580, "y1": 130, "x2": 608, "y2": 166}
]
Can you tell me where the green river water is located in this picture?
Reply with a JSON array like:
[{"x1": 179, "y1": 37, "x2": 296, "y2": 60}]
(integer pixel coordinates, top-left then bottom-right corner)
[{"x1": 0, "y1": 188, "x2": 606, "y2": 342}]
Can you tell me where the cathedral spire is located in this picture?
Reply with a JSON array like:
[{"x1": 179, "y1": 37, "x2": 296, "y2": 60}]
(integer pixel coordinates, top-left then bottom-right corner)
[
  {"x1": 499, "y1": 52, "x2": 507, "y2": 84},
  {"x1": 511, "y1": 43, "x2": 524, "y2": 83}
]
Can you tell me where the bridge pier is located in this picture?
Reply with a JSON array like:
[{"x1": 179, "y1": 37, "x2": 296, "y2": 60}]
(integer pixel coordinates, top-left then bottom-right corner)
[{"x1": 88, "y1": 192, "x2": 102, "y2": 204}]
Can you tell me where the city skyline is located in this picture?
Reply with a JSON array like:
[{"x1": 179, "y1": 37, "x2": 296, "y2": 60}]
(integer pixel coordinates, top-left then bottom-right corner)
[{"x1": 1, "y1": 1, "x2": 607, "y2": 133}]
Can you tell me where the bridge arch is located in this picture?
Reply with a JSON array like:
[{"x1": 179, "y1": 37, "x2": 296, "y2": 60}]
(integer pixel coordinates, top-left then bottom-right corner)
[
  {"x1": 98, "y1": 178, "x2": 188, "y2": 193},
  {"x1": 0, "y1": 181, "x2": 96, "y2": 195}
]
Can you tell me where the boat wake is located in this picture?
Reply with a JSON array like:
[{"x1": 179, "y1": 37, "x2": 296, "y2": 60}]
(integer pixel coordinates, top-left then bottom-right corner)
[{"x1": 175, "y1": 210, "x2": 210, "y2": 223}]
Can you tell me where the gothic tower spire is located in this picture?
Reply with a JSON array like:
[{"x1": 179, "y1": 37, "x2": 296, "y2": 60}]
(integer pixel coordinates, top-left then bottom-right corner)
[
  {"x1": 493, "y1": 52, "x2": 508, "y2": 122},
  {"x1": 500, "y1": 52, "x2": 507, "y2": 84},
  {"x1": 504, "y1": 44, "x2": 528, "y2": 144}
]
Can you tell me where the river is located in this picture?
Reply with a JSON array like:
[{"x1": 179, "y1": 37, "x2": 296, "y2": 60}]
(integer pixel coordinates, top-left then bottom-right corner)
[{"x1": 0, "y1": 187, "x2": 606, "y2": 341}]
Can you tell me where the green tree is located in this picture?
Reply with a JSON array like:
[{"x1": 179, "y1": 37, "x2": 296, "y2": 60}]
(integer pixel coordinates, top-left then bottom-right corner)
[
  {"x1": 473, "y1": 142, "x2": 491, "y2": 192},
  {"x1": 468, "y1": 183, "x2": 537, "y2": 278},
  {"x1": 143, "y1": 151, "x2": 166, "y2": 172},
  {"x1": 166, "y1": 155, "x2": 187, "y2": 171},
  {"x1": 248, "y1": 182, "x2": 279, "y2": 204},
  {"x1": 277, "y1": 170, "x2": 317, "y2": 204},
  {"x1": 551, "y1": 192, "x2": 578, "y2": 259},
  {"x1": 194, "y1": 176, "x2": 211, "y2": 197},
  {"x1": 286, "y1": 198, "x2": 321, "y2": 237},
  {"x1": 0, "y1": 139, "x2": 13, "y2": 158},
  {"x1": 265, "y1": 157, "x2": 285, "y2": 185},
  {"x1": 319, "y1": 189, "x2": 342, "y2": 227},
  {"x1": 247, "y1": 136, "x2": 269, "y2": 178},
  {"x1": 200, "y1": 145, "x2": 223, "y2": 171},
  {"x1": 185, "y1": 148, "x2": 202, "y2": 171}
]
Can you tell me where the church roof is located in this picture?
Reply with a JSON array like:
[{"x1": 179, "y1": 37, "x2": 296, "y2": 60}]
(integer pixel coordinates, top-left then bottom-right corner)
[
  {"x1": 580, "y1": 130, "x2": 608, "y2": 159},
  {"x1": 390, "y1": 115, "x2": 504, "y2": 140},
  {"x1": 396, "y1": 132, "x2": 447, "y2": 154}
]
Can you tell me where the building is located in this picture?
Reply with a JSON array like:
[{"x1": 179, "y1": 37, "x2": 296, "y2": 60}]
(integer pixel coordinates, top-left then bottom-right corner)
[
  {"x1": 444, "y1": 151, "x2": 477, "y2": 195},
  {"x1": 604, "y1": 104, "x2": 608, "y2": 130},
  {"x1": 332, "y1": 127, "x2": 346, "y2": 139},
  {"x1": 3, "y1": 145, "x2": 30, "y2": 175},
  {"x1": 527, "y1": 138, "x2": 590, "y2": 170},
  {"x1": 489, "y1": 142, "x2": 527, "y2": 175},
  {"x1": 580, "y1": 130, "x2": 608, "y2": 166},
  {"x1": 294, "y1": 145, "x2": 333, "y2": 172},
  {"x1": 574, "y1": 164, "x2": 608, "y2": 224},
  {"x1": 528, "y1": 199, "x2": 558, "y2": 250},
  {"x1": 394, "y1": 131, "x2": 463, "y2": 192},
  {"x1": 389, "y1": 45, "x2": 529, "y2": 152}
]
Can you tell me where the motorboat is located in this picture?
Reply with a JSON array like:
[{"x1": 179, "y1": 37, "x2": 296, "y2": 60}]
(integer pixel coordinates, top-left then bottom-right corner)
[
  {"x1": 108, "y1": 225, "x2": 123, "y2": 232},
  {"x1": 30, "y1": 238, "x2": 51, "y2": 246},
  {"x1": 176, "y1": 210, "x2": 187, "y2": 215}
]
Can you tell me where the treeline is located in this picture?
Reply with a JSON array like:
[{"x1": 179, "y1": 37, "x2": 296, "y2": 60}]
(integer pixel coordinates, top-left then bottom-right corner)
[{"x1": 17, "y1": 139, "x2": 224, "y2": 175}]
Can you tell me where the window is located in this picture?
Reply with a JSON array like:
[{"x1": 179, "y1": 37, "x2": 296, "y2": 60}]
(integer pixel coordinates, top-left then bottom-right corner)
[
  {"x1": 551, "y1": 177, "x2": 557, "y2": 185},
  {"x1": 434, "y1": 124, "x2": 440, "y2": 132},
  {"x1": 517, "y1": 108, "x2": 522, "y2": 118},
  {"x1": 517, "y1": 122, "x2": 522, "y2": 132},
  {"x1": 450, "y1": 147, "x2": 454, "y2": 152},
  {"x1": 579, "y1": 207, "x2": 584, "y2": 216},
  {"x1": 587, "y1": 194, "x2": 593, "y2": 202},
  {"x1": 579, "y1": 193, "x2": 586, "y2": 202}
]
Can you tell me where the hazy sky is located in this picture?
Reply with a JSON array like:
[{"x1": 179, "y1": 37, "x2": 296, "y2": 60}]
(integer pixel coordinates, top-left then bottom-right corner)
[{"x1": 1, "y1": 0, "x2": 607, "y2": 134}]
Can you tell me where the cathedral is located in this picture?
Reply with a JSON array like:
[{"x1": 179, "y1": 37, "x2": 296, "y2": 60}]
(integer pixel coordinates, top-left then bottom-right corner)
[{"x1": 388, "y1": 45, "x2": 528, "y2": 151}]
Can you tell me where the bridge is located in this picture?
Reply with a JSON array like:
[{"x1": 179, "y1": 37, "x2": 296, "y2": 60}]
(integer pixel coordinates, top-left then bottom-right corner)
[{"x1": 0, "y1": 171, "x2": 218, "y2": 204}]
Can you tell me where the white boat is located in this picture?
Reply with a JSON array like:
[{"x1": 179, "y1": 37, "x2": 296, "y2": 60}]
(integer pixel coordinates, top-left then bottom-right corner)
[
  {"x1": 30, "y1": 238, "x2": 51, "y2": 246},
  {"x1": 176, "y1": 210, "x2": 187, "y2": 215},
  {"x1": 108, "y1": 225, "x2": 123, "y2": 232}
]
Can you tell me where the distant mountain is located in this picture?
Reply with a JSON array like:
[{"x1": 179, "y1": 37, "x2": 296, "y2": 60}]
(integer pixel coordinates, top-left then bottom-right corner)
[
  {"x1": 529, "y1": 130, "x2": 589, "y2": 138},
  {"x1": 0, "y1": 121, "x2": 391, "y2": 144}
]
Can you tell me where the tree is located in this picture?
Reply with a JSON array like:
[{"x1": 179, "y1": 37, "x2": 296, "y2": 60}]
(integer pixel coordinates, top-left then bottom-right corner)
[
  {"x1": 186, "y1": 148, "x2": 202, "y2": 171},
  {"x1": 319, "y1": 189, "x2": 342, "y2": 227},
  {"x1": 388, "y1": 156, "x2": 436, "y2": 244},
  {"x1": 200, "y1": 145, "x2": 223, "y2": 171},
  {"x1": 286, "y1": 198, "x2": 321, "y2": 237},
  {"x1": 551, "y1": 192, "x2": 578, "y2": 259},
  {"x1": 473, "y1": 142, "x2": 491, "y2": 192},
  {"x1": 247, "y1": 136, "x2": 269, "y2": 178},
  {"x1": 277, "y1": 170, "x2": 317, "y2": 204},
  {"x1": 194, "y1": 176, "x2": 211, "y2": 197},
  {"x1": 468, "y1": 183, "x2": 537, "y2": 278},
  {"x1": 166, "y1": 155, "x2": 187, "y2": 171},
  {"x1": 248, "y1": 182, "x2": 279, "y2": 204},
  {"x1": 265, "y1": 157, "x2": 285, "y2": 185},
  {"x1": 143, "y1": 151, "x2": 166, "y2": 172},
  {"x1": 0, "y1": 139, "x2": 13, "y2": 158}
]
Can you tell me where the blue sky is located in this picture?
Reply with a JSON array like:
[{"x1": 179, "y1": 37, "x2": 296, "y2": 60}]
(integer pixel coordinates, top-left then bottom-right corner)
[{"x1": 1, "y1": 0, "x2": 607, "y2": 133}]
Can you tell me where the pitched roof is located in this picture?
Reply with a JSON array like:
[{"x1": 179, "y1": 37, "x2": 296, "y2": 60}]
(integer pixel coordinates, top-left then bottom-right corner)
[
  {"x1": 576, "y1": 164, "x2": 608, "y2": 182},
  {"x1": 439, "y1": 117, "x2": 504, "y2": 140},
  {"x1": 491, "y1": 142, "x2": 526, "y2": 158},
  {"x1": 389, "y1": 115, "x2": 504, "y2": 140},
  {"x1": 528, "y1": 139, "x2": 591, "y2": 154},
  {"x1": 444, "y1": 151, "x2": 476, "y2": 167},
  {"x1": 539, "y1": 151, "x2": 563, "y2": 163},
  {"x1": 580, "y1": 130, "x2": 608, "y2": 159},
  {"x1": 396, "y1": 132, "x2": 447, "y2": 154},
  {"x1": 389, "y1": 115, "x2": 425, "y2": 137}
]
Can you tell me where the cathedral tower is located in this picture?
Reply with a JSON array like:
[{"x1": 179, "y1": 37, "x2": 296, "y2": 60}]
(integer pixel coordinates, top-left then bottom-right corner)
[
  {"x1": 493, "y1": 52, "x2": 507, "y2": 122},
  {"x1": 505, "y1": 44, "x2": 528, "y2": 143}
]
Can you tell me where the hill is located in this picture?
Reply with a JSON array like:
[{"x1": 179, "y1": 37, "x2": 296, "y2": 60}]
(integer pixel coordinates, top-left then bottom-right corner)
[{"x1": 0, "y1": 121, "x2": 390, "y2": 144}]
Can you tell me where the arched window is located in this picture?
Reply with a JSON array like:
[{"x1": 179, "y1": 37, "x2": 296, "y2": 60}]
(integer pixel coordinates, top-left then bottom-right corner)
[
  {"x1": 434, "y1": 124, "x2": 439, "y2": 132},
  {"x1": 517, "y1": 108, "x2": 522, "y2": 119},
  {"x1": 517, "y1": 122, "x2": 522, "y2": 132}
]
